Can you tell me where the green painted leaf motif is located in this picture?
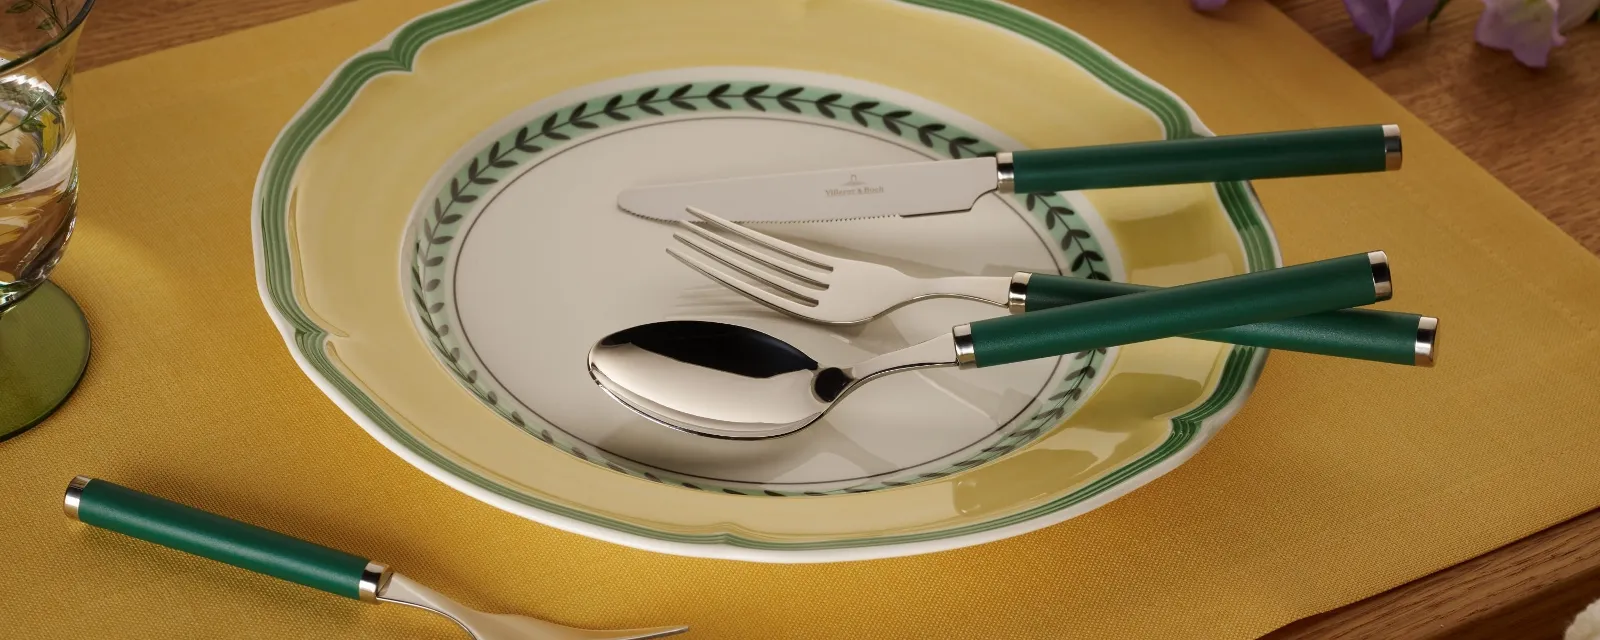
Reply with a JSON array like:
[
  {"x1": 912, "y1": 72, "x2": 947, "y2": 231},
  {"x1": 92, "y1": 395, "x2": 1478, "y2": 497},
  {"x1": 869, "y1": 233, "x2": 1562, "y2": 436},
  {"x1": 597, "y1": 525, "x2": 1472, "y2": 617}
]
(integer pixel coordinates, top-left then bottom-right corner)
[
  {"x1": 849, "y1": 100, "x2": 878, "y2": 127},
  {"x1": 602, "y1": 95, "x2": 629, "y2": 121},
  {"x1": 668, "y1": 84, "x2": 695, "y2": 110},
  {"x1": 1031, "y1": 406, "x2": 1065, "y2": 423},
  {"x1": 1070, "y1": 250, "x2": 1102, "y2": 271},
  {"x1": 881, "y1": 110, "x2": 910, "y2": 135},
  {"x1": 814, "y1": 93, "x2": 841, "y2": 118},
  {"x1": 741, "y1": 84, "x2": 769, "y2": 111},
  {"x1": 7, "y1": 1, "x2": 32, "y2": 14},
  {"x1": 540, "y1": 113, "x2": 569, "y2": 140},
  {"x1": 513, "y1": 127, "x2": 541, "y2": 152},
  {"x1": 776, "y1": 86, "x2": 803, "y2": 113},
  {"x1": 1048, "y1": 388, "x2": 1083, "y2": 402},
  {"x1": 635, "y1": 88, "x2": 663, "y2": 116},
  {"x1": 707, "y1": 83, "x2": 731, "y2": 109},
  {"x1": 947, "y1": 136, "x2": 979, "y2": 158},
  {"x1": 916, "y1": 123, "x2": 946, "y2": 147},
  {"x1": 568, "y1": 102, "x2": 599, "y2": 129}
]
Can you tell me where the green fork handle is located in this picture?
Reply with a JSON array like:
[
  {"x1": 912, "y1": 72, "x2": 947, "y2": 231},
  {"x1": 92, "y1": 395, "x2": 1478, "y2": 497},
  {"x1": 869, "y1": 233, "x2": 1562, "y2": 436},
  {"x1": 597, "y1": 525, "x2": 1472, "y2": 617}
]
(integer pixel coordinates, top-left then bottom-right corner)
[
  {"x1": 962, "y1": 252, "x2": 1390, "y2": 368},
  {"x1": 1018, "y1": 273, "x2": 1437, "y2": 366},
  {"x1": 1008, "y1": 124, "x2": 1400, "y2": 193},
  {"x1": 64, "y1": 476, "x2": 389, "y2": 601}
]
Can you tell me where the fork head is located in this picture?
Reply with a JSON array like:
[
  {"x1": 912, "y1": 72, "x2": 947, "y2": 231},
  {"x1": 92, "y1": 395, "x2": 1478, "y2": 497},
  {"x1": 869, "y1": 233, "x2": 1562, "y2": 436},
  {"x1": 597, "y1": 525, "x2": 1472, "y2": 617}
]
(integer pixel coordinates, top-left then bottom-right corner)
[
  {"x1": 667, "y1": 206, "x2": 921, "y2": 325},
  {"x1": 379, "y1": 573, "x2": 689, "y2": 640}
]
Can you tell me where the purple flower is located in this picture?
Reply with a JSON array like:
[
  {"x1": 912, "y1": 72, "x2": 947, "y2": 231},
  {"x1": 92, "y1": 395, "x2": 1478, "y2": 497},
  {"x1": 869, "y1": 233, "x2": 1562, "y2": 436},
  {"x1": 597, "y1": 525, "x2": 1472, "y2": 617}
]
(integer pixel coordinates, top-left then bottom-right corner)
[
  {"x1": 1476, "y1": 0, "x2": 1564, "y2": 67},
  {"x1": 1342, "y1": 0, "x2": 1439, "y2": 58}
]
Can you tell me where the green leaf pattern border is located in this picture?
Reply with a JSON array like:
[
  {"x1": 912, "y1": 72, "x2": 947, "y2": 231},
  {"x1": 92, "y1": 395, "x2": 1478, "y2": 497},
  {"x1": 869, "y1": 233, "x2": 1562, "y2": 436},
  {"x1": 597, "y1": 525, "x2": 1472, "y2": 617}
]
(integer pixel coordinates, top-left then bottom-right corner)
[
  {"x1": 254, "y1": 0, "x2": 1279, "y2": 554},
  {"x1": 408, "y1": 80, "x2": 1112, "y2": 496}
]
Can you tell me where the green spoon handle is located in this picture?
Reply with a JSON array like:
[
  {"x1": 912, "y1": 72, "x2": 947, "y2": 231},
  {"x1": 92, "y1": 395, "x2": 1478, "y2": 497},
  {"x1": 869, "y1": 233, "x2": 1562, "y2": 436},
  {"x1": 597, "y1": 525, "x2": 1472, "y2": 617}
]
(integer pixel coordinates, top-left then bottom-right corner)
[
  {"x1": 1007, "y1": 124, "x2": 1400, "y2": 193},
  {"x1": 961, "y1": 252, "x2": 1390, "y2": 368},
  {"x1": 1019, "y1": 274, "x2": 1437, "y2": 366},
  {"x1": 64, "y1": 476, "x2": 389, "y2": 601}
]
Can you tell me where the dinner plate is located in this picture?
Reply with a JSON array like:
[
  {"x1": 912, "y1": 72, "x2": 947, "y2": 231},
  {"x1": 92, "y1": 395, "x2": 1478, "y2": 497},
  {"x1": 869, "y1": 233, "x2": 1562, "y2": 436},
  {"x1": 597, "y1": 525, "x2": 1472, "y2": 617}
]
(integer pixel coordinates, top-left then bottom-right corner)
[{"x1": 253, "y1": 0, "x2": 1280, "y2": 562}]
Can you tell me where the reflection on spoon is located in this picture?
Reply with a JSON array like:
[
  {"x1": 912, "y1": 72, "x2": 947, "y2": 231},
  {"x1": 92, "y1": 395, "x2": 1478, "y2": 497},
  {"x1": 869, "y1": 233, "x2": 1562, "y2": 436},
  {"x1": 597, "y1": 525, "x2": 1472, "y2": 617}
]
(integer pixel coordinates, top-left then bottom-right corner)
[{"x1": 587, "y1": 320, "x2": 959, "y2": 440}]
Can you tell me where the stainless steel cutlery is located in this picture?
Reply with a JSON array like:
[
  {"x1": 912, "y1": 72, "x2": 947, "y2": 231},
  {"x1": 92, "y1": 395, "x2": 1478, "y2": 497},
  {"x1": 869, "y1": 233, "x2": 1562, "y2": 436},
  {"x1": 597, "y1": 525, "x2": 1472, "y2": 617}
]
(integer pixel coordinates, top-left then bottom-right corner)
[
  {"x1": 617, "y1": 124, "x2": 1401, "y2": 223},
  {"x1": 63, "y1": 476, "x2": 689, "y2": 640},
  {"x1": 591, "y1": 247, "x2": 1395, "y2": 439},
  {"x1": 667, "y1": 207, "x2": 1437, "y2": 366}
]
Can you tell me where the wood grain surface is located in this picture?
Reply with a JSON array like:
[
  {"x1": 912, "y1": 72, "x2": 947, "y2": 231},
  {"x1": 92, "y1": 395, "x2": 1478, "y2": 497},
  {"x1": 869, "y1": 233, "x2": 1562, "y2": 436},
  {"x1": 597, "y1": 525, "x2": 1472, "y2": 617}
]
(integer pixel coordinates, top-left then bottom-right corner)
[{"x1": 71, "y1": 0, "x2": 1600, "y2": 638}]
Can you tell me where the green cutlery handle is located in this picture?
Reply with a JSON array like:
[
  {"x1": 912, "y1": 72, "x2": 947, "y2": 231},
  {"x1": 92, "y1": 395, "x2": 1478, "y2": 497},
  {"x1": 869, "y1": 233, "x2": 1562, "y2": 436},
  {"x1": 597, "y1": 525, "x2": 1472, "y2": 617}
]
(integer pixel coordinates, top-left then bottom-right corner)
[
  {"x1": 1007, "y1": 124, "x2": 1400, "y2": 193},
  {"x1": 64, "y1": 476, "x2": 389, "y2": 601},
  {"x1": 961, "y1": 252, "x2": 1390, "y2": 368},
  {"x1": 1019, "y1": 274, "x2": 1437, "y2": 366}
]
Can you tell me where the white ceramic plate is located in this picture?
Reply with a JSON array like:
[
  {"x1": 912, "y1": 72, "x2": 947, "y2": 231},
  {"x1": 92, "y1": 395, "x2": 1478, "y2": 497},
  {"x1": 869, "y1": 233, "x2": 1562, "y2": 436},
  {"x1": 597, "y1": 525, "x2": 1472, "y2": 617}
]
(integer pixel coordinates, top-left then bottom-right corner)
[{"x1": 254, "y1": 0, "x2": 1279, "y2": 562}]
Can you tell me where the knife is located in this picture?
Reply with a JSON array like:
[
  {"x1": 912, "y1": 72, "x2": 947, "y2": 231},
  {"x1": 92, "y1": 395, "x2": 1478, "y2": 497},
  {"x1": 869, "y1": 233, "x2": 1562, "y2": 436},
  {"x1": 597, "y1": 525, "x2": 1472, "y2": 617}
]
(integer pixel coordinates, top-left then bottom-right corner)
[{"x1": 617, "y1": 124, "x2": 1401, "y2": 223}]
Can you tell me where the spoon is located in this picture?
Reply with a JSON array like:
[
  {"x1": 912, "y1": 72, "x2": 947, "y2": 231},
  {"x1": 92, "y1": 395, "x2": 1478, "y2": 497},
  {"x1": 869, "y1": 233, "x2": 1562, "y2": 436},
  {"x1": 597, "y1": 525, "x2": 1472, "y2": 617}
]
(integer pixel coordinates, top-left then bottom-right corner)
[{"x1": 589, "y1": 251, "x2": 1393, "y2": 439}]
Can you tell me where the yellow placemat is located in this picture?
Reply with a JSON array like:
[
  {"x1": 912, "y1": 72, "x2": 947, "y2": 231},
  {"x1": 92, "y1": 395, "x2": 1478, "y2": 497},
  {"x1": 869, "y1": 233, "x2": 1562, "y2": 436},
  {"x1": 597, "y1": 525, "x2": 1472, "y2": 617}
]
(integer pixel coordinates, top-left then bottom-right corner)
[{"x1": 4, "y1": 0, "x2": 1599, "y2": 638}]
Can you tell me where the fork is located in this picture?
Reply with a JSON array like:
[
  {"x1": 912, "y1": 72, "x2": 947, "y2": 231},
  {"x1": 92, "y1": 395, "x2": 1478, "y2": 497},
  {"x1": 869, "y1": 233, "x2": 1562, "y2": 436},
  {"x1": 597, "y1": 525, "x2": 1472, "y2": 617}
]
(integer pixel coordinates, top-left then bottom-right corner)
[
  {"x1": 667, "y1": 206, "x2": 1438, "y2": 366},
  {"x1": 63, "y1": 476, "x2": 689, "y2": 640}
]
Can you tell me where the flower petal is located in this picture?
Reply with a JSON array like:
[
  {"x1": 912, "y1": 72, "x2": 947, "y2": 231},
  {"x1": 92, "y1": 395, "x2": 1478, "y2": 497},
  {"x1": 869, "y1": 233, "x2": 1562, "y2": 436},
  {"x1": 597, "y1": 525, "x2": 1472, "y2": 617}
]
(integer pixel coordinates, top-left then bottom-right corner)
[{"x1": 1476, "y1": 0, "x2": 1565, "y2": 67}]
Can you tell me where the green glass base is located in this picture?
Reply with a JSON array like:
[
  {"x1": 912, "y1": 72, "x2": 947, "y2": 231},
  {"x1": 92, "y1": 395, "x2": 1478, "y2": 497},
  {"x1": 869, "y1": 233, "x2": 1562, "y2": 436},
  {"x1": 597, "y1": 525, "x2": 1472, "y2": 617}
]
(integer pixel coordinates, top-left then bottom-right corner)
[{"x1": 0, "y1": 281, "x2": 90, "y2": 442}]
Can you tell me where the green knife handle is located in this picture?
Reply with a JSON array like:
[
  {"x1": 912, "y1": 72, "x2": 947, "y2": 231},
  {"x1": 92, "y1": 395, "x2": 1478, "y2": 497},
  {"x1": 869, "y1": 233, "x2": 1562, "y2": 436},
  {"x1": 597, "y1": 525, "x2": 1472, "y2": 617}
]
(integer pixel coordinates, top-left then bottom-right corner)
[
  {"x1": 1021, "y1": 274, "x2": 1436, "y2": 366},
  {"x1": 963, "y1": 252, "x2": 1389, "y2": 368},
  {"x1": 64, "y1": 476, "x2": 387, "y2": 601},
  {"x1": 1008, "y1": 124, "x2": 1399, "y2": 193}
]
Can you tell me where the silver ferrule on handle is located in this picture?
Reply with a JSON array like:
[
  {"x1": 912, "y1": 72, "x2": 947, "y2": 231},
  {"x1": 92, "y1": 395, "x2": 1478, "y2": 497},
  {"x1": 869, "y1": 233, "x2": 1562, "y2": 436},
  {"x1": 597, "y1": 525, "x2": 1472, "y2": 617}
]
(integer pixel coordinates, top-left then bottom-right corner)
[
  {"x1": 1382, "y1": 124, "x2": 1402, "y2": 171},
  {"x1": 359, "y1": 561, "x2": 393, "y2": 603},
  {"x1": 1367, "y1": 251, "x2": 1392, "y2": 301},
  {"x1": 1007, "y1": 272, "x2": 1031, "y2": 315},
  {"x1": 995, "y1": 152, "x2": 1015, "y2": 194},
  {"x1": 63, "y1": 475, "x2": 89, "y2": 520},
  {"x1": 1415, "y1": 316, "x2": 1439, "y2": 367},
  {"x1": 953, "y1": 324, "x2": 977, "y2": 369}
]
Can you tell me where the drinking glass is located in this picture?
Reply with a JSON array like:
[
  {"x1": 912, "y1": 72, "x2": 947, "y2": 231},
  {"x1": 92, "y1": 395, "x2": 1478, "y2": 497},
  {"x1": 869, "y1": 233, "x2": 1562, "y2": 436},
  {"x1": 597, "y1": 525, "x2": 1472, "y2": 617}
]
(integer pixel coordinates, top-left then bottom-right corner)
[{"x1": 0, "y1": 0, "x2": 92, "y2": 441}]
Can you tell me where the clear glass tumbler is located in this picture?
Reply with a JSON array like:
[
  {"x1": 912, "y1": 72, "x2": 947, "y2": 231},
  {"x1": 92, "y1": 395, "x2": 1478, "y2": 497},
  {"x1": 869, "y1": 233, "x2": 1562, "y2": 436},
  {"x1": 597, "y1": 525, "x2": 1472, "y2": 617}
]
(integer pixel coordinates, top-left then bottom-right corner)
[{"x1": 0, "y1": 0, "x2": 93, "y2": 440}]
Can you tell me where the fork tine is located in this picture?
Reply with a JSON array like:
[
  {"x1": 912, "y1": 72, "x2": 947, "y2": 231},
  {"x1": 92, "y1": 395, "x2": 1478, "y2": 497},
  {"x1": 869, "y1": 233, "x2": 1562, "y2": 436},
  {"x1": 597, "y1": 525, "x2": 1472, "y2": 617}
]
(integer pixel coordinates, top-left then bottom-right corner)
[
  {"x1": 683, "y1": 206, "x2": 834, "y2": 270},
  {"x1": 672, "y1": 232, "x2": 820, "y2": 305},
  {"x1": 676, "y1": 221, "x2": 828, "y2": 289},
  {"x1": 667, "y1": 246, "x2": 820, "y2": 318}
]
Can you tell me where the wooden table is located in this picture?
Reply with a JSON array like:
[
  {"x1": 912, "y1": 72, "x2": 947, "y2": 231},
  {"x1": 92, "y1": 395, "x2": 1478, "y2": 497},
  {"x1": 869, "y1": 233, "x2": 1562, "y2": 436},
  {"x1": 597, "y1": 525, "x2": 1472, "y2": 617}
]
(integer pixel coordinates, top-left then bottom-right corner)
[{"x1": 79, "y1": 1, "x2": 1600, "y2": 637}]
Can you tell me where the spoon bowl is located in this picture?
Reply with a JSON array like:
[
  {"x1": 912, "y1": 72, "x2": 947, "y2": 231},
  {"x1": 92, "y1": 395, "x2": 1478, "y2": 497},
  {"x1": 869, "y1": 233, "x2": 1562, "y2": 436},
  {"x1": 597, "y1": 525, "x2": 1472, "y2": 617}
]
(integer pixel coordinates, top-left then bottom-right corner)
[{"x1": 587, "y1": 320, "x2": 954, "y2": 439}]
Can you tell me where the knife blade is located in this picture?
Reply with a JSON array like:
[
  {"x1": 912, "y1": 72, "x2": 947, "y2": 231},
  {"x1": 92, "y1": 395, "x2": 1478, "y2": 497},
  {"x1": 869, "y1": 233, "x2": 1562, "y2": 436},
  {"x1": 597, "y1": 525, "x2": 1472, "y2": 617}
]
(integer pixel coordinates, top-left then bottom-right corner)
[{"x1": 617, "y1": 124, "x2": 1401, "y2": 223}]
